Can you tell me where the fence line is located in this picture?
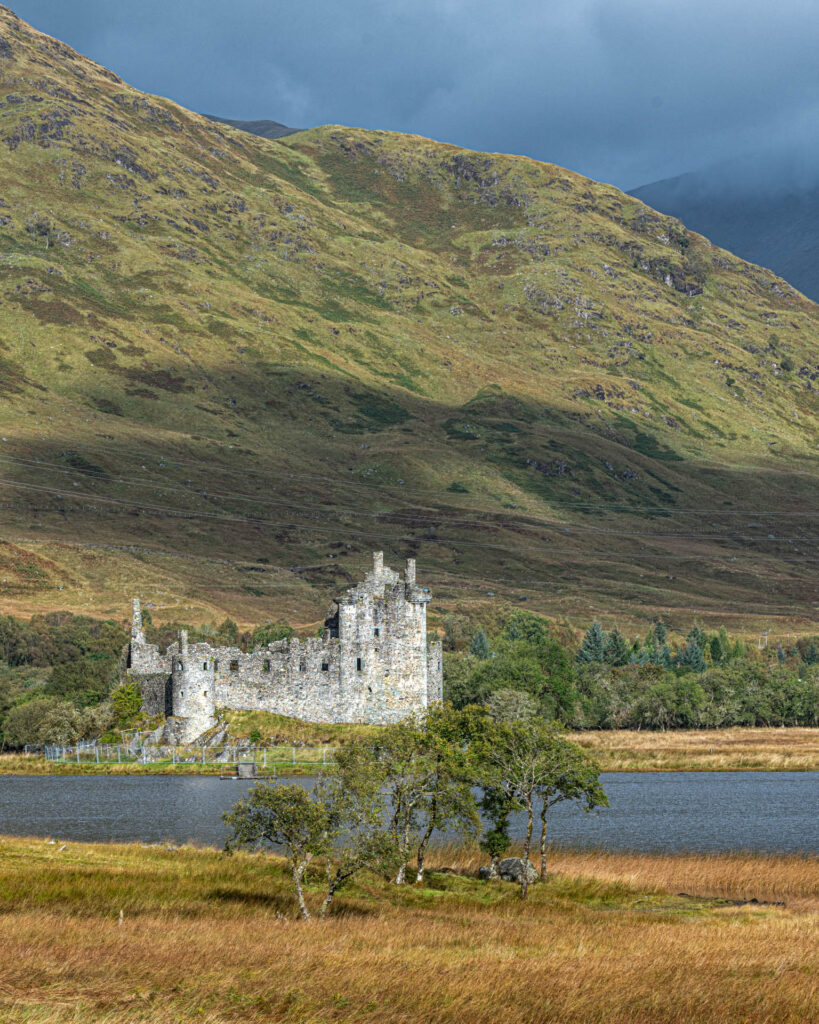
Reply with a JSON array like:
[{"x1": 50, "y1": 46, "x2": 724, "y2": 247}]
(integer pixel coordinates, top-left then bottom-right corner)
[{"x1": 42, "y1": 743, "x2": 338, "y2": 768}]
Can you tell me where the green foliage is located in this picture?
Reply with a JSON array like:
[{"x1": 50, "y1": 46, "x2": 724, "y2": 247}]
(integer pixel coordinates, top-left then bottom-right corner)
[
  {"x1": 469, "y1": 628, "x2": 491, "y2": 659},
  {"x1": 677, "y1": 639, "x2": 707, "y2": 674},
  {"x1": 251, "y1": 620, "x2": 295, "y2": 647},
  {"x1": 577, "y1": 622, "x2": 606, "y2": 664},
  {"x1": 486, "y1": 688, "x2": 538, "y2": 722},
  {"x1": 474, "y1": 718, "x2": 607, "y2": 896},
  {"x1": 44, "y1": 654, "x2": 117, "y2": 707},
  {"x1": 2, "y1": 698, "x2": 57, "y2": 748},
  {"x1": 603, "y1": 627, "x2": 630, "y2": 667},
  {"x1": 225, "y1": 783, "x2": 332, "y2": 919},
  {"x1": 110, "y1": 682, "x2": 143, "y2": 728}
]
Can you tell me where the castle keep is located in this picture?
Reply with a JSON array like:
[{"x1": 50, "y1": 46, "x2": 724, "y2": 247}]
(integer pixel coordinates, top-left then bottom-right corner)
[{"x1": 126, "y1": 553, "x2": 443, "y2": 741}]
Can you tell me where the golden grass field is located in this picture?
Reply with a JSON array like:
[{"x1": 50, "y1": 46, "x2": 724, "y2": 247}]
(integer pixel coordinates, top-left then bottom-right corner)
[
  {"x1": 2, "y1": 727, "x2": 817, "y2": 774},
  {"x1": 0, "y1": 836, "x2": 816, "y2": 1023},
  {"x1": 572, "y1": 726, "x2": 819, "y2": 772}
]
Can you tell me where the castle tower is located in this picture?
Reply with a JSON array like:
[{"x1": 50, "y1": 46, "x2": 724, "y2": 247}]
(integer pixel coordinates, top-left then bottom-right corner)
[{"x1": 170, "y1": 629, "x2": 216, "y2": 740}]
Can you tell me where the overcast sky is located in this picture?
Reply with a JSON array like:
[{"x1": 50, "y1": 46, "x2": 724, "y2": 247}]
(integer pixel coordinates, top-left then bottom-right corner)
[{"x1": 9, "y1": 0, "x2": 819, "y2": 189}]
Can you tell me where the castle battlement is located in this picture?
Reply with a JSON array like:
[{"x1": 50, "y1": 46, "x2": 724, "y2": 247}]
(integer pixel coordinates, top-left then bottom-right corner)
[{"x1": 126, "y1": 552, "x2": 443, "y2": 741}]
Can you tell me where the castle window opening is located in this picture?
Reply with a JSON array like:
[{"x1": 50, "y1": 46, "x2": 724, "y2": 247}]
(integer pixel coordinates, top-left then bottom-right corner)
[
  {"x1": 356, "y1": 658, "x2": 363, "y2": 672},
  {"x1": 203, "y1": 661, "x2": 208, "y2": 671},
  {"x1": 214, "y1": 660, "x2": 219, "y2": 671},
  {"x1": 299, "y1": 660, "x2": 306, "y2": 672},
  {"x1": 263, "y1": 660, "x2": 271, "y2": 672},
  {"x1": 230, "y1": 660, "x2": 239, "y2": 672},
  {"x1": 177, "y1": 661, "x2": 183, "y2": 671},
  {"x1": 202, "y1": 690, "x2": 207, "y2": 697},
  {"x1": 374, "y1": 627, "x2": 380, "y2": 638},
  {"x1": 321, "y1": 662, "x2": 329, "y2": 672}
]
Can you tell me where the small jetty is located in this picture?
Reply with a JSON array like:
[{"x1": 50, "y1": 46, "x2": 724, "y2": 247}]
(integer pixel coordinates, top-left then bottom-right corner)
[{"x1": 219, "y1": 762, "x2": 276, "y2": 781}]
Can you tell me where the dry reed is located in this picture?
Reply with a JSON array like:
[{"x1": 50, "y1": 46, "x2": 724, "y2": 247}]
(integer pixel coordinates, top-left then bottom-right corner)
[
  {"x1": 570, "y1": 727, "x2": 819, "y2": 771},
  {"x1": 0, "y1": 835, "x2": 816, "y2": 1023}
]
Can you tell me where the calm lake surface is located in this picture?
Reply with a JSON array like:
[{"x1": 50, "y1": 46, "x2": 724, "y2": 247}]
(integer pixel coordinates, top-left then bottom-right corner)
[{"x1": 0, "y1": 772, "x2": 816, "y2": 853}]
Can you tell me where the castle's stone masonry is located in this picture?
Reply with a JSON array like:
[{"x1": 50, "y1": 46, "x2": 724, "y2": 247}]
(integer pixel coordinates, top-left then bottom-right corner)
[{"x1": 125, "y1": 553, "x2": 443, "y2": 741}]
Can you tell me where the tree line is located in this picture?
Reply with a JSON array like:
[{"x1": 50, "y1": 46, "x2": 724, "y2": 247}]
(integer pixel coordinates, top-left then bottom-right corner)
[
  {"x1": 444, "y1": 611, "x2": 819, "y2": 729},
  {"x1": 224, "y1": 705, "x2": 607, "y2": 917},
  {"x1": 1, "y1": 606, "x2": 817, "y2": 748}
]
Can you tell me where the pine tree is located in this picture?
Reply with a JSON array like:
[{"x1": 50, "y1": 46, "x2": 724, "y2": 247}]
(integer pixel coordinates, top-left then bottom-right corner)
[
  {"x1": 577, "y1": 622, "x2": 606, "y2": 664},
  {"x1": 469, "y1": 628, "x2": 491, "y2": 660},
  {"x1": 651, "y1": 621, "x2": 667, "y2": 647},
  {"x1": 687, "y1": 624, "x2": 707, "y2": 650},
  {"x1": 603, "y1": 627, "x2": 630, "y2": 667},
  {"x1": 678, "y1": 639, "x2": 706, "y2": 673},
  {"x1": 804, "y1": 642, "x2": 819, "y2": 666}
]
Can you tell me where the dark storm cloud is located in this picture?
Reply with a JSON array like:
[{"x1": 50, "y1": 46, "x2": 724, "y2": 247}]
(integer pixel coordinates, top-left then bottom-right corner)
[{"x1": 9, "y1": 0, "x2": 819, "y2": 188}]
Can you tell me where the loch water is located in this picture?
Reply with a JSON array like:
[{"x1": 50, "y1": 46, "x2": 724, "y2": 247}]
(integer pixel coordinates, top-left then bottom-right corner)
[{"x1": 1, "y1": 772, "x2": 816, "y2": 853}]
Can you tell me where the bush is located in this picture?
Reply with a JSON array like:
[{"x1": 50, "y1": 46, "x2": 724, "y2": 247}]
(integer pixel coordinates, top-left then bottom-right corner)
[{"x1": 2, "y1": 698, "x2": 58, "y2": 748}]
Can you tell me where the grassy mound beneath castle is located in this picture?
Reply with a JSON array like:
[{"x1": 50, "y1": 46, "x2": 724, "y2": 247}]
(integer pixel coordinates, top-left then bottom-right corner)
[
  {"x1": 0, "y1": 835, "x2": 815, "y2": 1023},
  {"x1": 219, "y1": 709, "x2": 381, "y2": 746}
]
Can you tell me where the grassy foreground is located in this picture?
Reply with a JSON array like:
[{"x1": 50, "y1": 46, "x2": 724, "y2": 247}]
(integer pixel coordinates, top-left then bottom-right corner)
[
  {"x1": 2, "y1": 727, "x2": 817, "y2": 775},
  {"x1": 0, "y1": 836, "x2": 815, "y2": 1023}
]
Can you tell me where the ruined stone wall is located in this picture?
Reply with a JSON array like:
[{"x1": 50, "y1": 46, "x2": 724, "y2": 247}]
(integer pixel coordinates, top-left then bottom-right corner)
[{"x1": 126, "y1": 553, "x2": 443, "y2": 733}]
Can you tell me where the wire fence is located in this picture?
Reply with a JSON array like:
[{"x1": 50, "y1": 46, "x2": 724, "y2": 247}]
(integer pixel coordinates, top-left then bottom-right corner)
[{"x1": 39, "y1": 743, "x2": 338, "y2": 770}]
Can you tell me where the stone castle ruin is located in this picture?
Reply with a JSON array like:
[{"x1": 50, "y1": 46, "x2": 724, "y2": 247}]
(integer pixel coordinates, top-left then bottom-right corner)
[{"x1": 125, "y1": 553, "x2": 443, "y2": 741}]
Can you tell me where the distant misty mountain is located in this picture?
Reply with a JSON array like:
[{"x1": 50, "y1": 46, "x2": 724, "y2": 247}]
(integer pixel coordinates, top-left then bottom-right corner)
[
  {"x1": 205, "y1": 115, "x2": 299, "y2": 139},
  {"x1": 630, "y1": 158, "x2": 819, "y2": 304}
]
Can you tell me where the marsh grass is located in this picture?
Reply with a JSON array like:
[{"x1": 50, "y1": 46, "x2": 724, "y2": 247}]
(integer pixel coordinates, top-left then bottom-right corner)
[
  {"x1": 572, "y1": 727, "x2": 819, "y2": 771},
  {"x1": 0, "y1": 835, "x2": 816, "y2": 1023}
]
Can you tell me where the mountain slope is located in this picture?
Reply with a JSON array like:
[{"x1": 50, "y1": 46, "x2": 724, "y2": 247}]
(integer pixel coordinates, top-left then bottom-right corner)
[
  {"x1": 631, "y1": 161, "x2": 819, "y2": 304},
  {"x1": 204, "y1": 115, "x2": 299, "y2": 140},
  {"x1": 0, "y1": 5, "x2": 816, "y2": 632}
]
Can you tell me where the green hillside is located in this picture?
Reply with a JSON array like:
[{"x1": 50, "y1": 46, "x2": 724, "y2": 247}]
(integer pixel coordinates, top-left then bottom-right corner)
[{"x1": 0, "y1": 6, "x2": 816, "y2": 633}]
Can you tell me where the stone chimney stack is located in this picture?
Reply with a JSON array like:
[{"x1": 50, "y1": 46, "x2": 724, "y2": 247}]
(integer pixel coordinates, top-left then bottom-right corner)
[
  {"x1": 178, "y1": 629, "x2": 189, "y2": 661},
  {"x1": 373, "y1": 551, "x2": 384, "y2": 575},
  {"x1": 405, "y1": 558, "x2": 416, "y2": 587},
  {"x1": 131, "y1": 598, "x2": 143, "y2": 641}
]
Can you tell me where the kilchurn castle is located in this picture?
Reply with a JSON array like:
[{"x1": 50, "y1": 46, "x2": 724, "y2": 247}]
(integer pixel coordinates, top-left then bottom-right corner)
[{"x1": 125, "y1": 553, "x2": 443, "y2": 740}]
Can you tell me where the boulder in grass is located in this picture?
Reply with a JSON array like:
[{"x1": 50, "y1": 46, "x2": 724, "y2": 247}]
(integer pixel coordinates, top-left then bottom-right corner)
[{"x1": 479, "y1": 857, "x2": 538, "y2": 883}]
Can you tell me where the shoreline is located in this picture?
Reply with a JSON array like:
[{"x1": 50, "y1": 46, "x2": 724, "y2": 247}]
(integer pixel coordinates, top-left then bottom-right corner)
[
  {"x1": 0, "y1": 761, "x2": 816, "y2": 776},
  {"x1": 2, "y1": 726, "x2": 817, "y2": 774}
]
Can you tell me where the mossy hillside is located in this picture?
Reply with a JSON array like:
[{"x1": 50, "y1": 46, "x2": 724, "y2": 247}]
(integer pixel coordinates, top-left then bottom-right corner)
[{"x1": 0, "y1": 7, "x2": 816, "y2": 631}]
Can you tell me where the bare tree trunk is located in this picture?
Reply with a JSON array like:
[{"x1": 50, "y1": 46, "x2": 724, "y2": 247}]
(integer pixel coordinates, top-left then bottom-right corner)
[
  {"x1": 520, "y1": 798, "x2": 534, "y2": 900},
  {"x1": 292, "y1": 861, "x2": 310, "y2": 920},
  {"x1": 539, "y1": 803, "x2": 548, "y2": 882},
  {"x1": 395, "y1": 811, "x2": 412, "y2": 884},
  {"x1": 415, "y1": 819, "x2": 435, "y2": 884}
]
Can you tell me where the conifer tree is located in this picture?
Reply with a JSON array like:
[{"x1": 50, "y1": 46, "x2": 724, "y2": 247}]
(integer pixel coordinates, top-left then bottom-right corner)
[
  {"x1": 469, "y1": 628, "x2": 491, "y2": 660},
  {"x1": 577, "y1": 621, "x2": 606, "y2": 664},
  {"x1": 678, "y1": 639, "x2": 706, "y2": 673},
  {"x1": 686, "y1": 624, "x2": 707, "y2": 650},
  {"x1": 603, "y1": 627, "x2": 630, "y2": 667}
]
